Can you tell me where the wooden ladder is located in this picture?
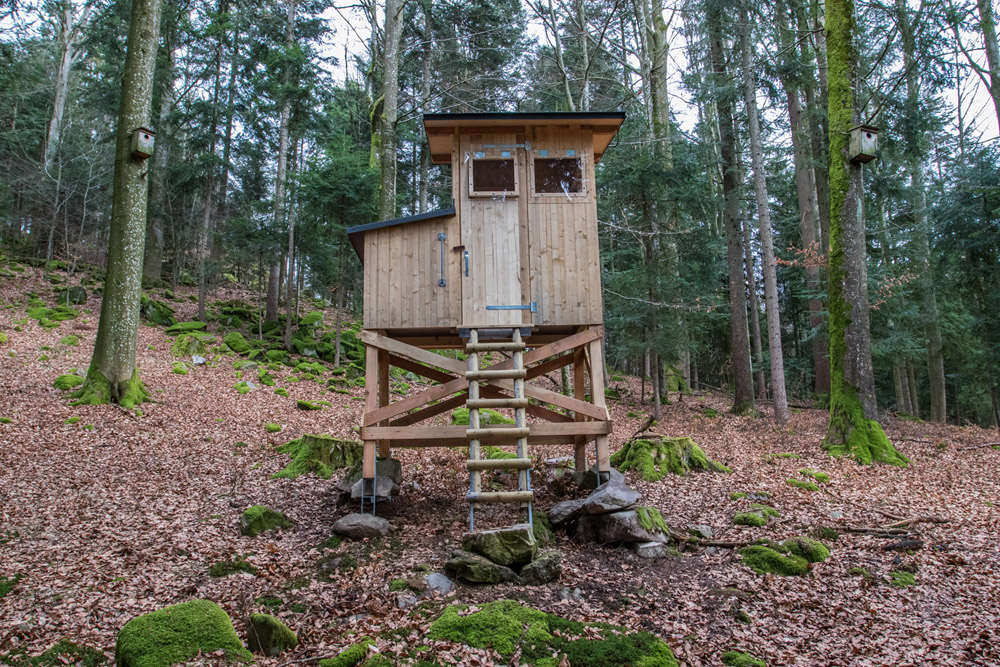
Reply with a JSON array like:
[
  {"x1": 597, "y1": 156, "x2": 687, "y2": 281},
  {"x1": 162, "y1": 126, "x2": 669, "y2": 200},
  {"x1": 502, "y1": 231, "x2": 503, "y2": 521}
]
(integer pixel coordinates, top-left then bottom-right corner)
[{"x1": 465, "y1": 328, "x2": 533, "y2": 532}]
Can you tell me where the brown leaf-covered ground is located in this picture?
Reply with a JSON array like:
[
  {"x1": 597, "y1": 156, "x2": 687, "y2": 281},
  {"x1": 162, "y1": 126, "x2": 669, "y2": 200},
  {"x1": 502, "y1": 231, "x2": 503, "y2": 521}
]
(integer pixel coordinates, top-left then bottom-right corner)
[{"x1": 1, "y1": 266, "x2": 999, "y2": 667}]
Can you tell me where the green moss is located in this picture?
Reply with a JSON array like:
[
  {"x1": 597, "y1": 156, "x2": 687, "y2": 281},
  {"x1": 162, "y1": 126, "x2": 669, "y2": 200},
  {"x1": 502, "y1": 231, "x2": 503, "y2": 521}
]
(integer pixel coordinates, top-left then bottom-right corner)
[
  {"x1": 297, "y1": 399, "x2": 322, "y2": 410},
  {"x1": 27, "y1": 305, "x2": 78, "y2": 324},
  {"x1": 451, "y1": 407, "x2": 515, "y2": 425},
  {"x1": 241, "y1": 506, "x2": 295, "y2": 536},
  {"x1": 272, "y1": 434, "x2": 362, "y2": 480},
  {"x1": 247, "y1": 613, "x2": 298, "y2": 656},
  {"x1": 739, "y1": 545, "x2": 809, "y2": 576},
  {"x1": 0, "y1": 333, "x2": 8, "y2": 344},
  {"x1": 766, "y1": 452, "x2": 801, "y2": 461},
  {"x1": 783, "y1": 537, "x2": 830, "y2": 563},
  {"x1": 427, "y1": 600, "x2": 678, "y2": 666},
  {"x1": 114, "y1": 600, "x2": 251, "y2": 667},
  {"x1": 626, "y1": 411, "x2": 645, "y2": 418},
  {"x1": 53, "y1": 373, "x2": 84, "y2": 391},
  {"x1": 890, "y1": 570, "x2": 916, "y2": 587},
  {"x1": 482, "y1": 445, "x2": 518, "y2": 459},
  {"x1": 258, "y1": 367, "x2": 275, "y2": 386},
  {"x1": 748, "y1": 504, "x2": 779, "y2": 518},
  {"x1": 610, "y1": 437, "x2": 730, "y2": 481},
  {"x1": 798, "y1": 468, "x2": 831, "y2": 483},
  {"x1": 733, "y1": 512, "x2": 767, "y2": 527},
  {"x1": 71, "y1": 366, "x2": 149, "y2": 409},
  {"x1": 170, "y1": 332, "x2": 210, "y2": 357},
  {"x1": 234, "y1": 381, "x2": 252, "y2": 394},
  {"x1": 0, "y1": 417, "x2": 12, "y2": 424},
  {"x1": 64, "y1": 416, "x2": 80, "y2": 425},
  {"x1": 721, "y1": 651, "x2": 767, "y2": 667},
  {"x1": 785, "y1": 479, "x2": 819, "y2": 492},
  {"x1": 274, "y1": 387, "x2": 289, "y2": 397},
  {"x1": 84, "y1": 424, "x2": 94, "y2": 431},
  {"x1": 389, "y1": 578, "x2": 410, "y2": 592},
  {"x1": 816, "y1": 527, "x2": 840, "y2": 541},
  {"x1": 172, "y1": 362, "x2": 188, "y2": 375},
  {"x1": 729, "y1": 492, "x2": 747, "y2": 500},
  {"x1": 318, "y1": 638, "x2": 374, "y2": 667},
  {"x1": 209, "y1": 556, "x2": 256, "y2": 577},
  {"x1": 223, "y1": 332, "x2": 251, "y2": 355},
  {"x1": 256, "y1": 596, "x2": 283, "y2": 607},
  {"x1": 164, "y1": 321, "x2": 208, "y2": 335},
  {"x1": 848, "y1": 567, "x2": 871, "y2": 579},
  {"x1": 59, "y1": 334, "x2": 80, "y2": 346},
  {"x1": 0, "y1": 574, "x2": 20, "y2": 598},
  {"x1": 702, "y1": 408, "x2": 721, "y2": 418},
  {"x1": 265, "y1": 423, "x2": 282, "y2": 433},
  {"x1": 636, "y1": 506, "x2": 670, "y2": 534}
]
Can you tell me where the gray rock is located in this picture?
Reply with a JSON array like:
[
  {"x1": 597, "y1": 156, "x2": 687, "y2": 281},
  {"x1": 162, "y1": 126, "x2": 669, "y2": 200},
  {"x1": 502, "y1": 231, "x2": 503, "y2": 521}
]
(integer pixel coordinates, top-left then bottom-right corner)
[
  {"x1": 581, "y1": 481, "x2": 642, "y2": 515},
  {"x1": 688, "y1": 524, "x2": 714, "y2": 540},
  {"x1": 422, "y1": 572, "x2": 456, "y2": 596},
  {"x1": 632, "y1": 541, "x2": 669, "y2": 558},
  {"x1": 548, "y1": 499, "x2": 585, "y2": 528},
  {"x1": 350, "y1": 476, "x2": 396, "y2": 500},
  {"x1": 444, "y1": 550, "x2": 518, "y2": 584},
  {"x1": 704, "y1": 547, "x2": 719, "y2": 557},
  {"x1": 573, "y1": 515, "x2": 602, "y2": 543},
  {"x1": 520, "y1": 551, "x2": 562, "y2": 585},
  {"x1": 575, "y1": 465, "x2": 625, "y2": 490},
  {"x1": 596, "y1": 510, "x2": 669, "y2": 544},
  {"x1": 332, "y1": 513, "x2": 391, "y2": 539},
  {"x1": 559, "y1": 586, "x2": 583, "y2": 601},
  {"x1": 396, "y1": 594, "x2": 418, "y2": 609},
  {"x1": 191, "y1": 355, "x2": 207, "y2": 366},
  {"x1": 247, "y1": 613, "x2": 297, "y2": 656},
  {"x1": 462, "y1": 524, "x2": 537, "y2": 566},
  {"x1": 545, "y1": 456, "x2": 575, "y2": 468},
  {"x1": 336, "y1": 458, "x2": 403, "y2": 496}
]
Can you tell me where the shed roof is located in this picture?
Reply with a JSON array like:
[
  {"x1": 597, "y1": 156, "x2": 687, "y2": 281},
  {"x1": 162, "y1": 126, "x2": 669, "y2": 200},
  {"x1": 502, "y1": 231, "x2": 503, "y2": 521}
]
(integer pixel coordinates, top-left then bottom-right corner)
[
  {"x1": 423, "y1": 111, "x2": 626, "y2": 165},
  {"x1": 346, "y1": 204, "x2": 456, "y2": 262}
]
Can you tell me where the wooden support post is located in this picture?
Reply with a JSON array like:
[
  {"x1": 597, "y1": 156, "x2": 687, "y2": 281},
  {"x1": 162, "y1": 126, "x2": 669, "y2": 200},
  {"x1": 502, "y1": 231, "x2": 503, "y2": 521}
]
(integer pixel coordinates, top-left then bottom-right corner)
[
  {"x1": 588, "y1": 334, "x2": 611, "y2": 482},
  {"x1": 573, "y1": 347, "x2": 588, "y2": 474},
  {"x1": 362, "y1": 344, "x2": 378, "y2": 486},
  {"x1": 377, "y1": 348, "x2": 390, "y2": 458}
]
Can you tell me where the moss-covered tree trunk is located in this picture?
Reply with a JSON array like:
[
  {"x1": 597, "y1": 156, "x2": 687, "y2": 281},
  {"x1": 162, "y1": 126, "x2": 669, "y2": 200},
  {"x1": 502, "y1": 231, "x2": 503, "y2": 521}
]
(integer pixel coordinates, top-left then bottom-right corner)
[
  {"x1": 75, "y1": 0, "x2": 161, "y2": 408},
  {"x1": 822, "y1": 0, "x2": 905, "y2": 465}
]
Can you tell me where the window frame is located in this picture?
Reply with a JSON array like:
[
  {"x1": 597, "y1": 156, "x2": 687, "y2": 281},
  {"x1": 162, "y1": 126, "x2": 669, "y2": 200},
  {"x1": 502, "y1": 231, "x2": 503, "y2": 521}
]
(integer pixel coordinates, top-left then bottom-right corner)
[
  {"x1": 467, "y1": 150, "x2": 520, "y2": 198},
  {"x1": 528, "y1": 149, "x2": 588, "y2": 199}
]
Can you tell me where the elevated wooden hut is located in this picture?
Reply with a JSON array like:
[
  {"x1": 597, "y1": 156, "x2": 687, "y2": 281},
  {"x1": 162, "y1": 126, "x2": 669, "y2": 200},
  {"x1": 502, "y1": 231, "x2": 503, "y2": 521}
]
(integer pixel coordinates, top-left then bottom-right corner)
[{"x1": 346, "y1": 112, "x2": 625, "y2": 528}]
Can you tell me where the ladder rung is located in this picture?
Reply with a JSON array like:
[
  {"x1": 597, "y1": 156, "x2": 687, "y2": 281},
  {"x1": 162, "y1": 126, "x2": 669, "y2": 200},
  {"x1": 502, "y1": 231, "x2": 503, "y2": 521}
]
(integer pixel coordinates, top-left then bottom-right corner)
[
  {"x1": 465, "y1": 342, "x2": 527, "y2": 353},
  {"x1": 466, "y1": 491, "x2": 534, "y2": 504},
  {"x1": 466, "y1": 427, "x2": 530, "y2": 439},
  {"x1": 466, "y1": 369, "x2": 526, "y2": 381},
  {"x1": 466, "y1": 458, "x2": 533, "y2": 471},
  {"x1": 466, "y1": 398, "x2": 529, "y2": 409}
]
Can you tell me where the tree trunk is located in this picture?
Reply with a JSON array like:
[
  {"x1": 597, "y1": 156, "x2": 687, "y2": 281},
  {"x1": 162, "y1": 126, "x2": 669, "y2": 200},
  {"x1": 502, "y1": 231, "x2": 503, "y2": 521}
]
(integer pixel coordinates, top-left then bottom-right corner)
[
  {"x1": 375, "y1": 0, "x2": 403, "y2": 220},
  {"x1": 265, "y1": 263, "x2": 280, "y2": 322},
  {"x1": 743, "y1": 214, "x2": 767, "y2": 401},
  {"x1": 977, "y1": 0, "x2": 1000, "y2": 128},
  {"x1": 707, "y1": 2, "x2": 754, "y2": 415},
  {"x1": 283, "y1": 142, "x2": 299, "y2": 351},
  {"x1": 822, "y1": 0, "x2": 905, "y2": 464},
  {"x1": 271, "y1": 0, "x2": 296, "y2": 328},
  {"x1": 143, "y1": 44, "x2": 172, "y2": 283},
  {"x1": 740, "y1": 0, "x2": 789, "y2": 424},
  {"x1": 44, "y1": 0, "x2": 88, "y2": 175},
  {"x1": 75, "y1": 0, "x2": 161, "y2": 408},
  {"x1": 896, "y1": 0, "x2": 946, "y2": 423},
  {"x1": 907, "y1": 360, "x2": 920, "y2": 419}
]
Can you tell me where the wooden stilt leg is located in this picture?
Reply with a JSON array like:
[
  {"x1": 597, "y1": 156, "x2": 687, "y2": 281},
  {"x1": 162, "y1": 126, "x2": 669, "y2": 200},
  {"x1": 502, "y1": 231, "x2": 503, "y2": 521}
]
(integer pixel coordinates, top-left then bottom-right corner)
[
  {"x1": 588, "y1": 333, "x2": 612, "y2": 483},
  {"x1": 363, "y1": 440, "x2": 377, "y2": 478},
  {"x1": 377, "y1": 348, "x2": 390, "y2": 458},
  {"x1": 362, "y1": 344, "x2": 379, "y2": 511},
  {"x1": 573, "y1": 347, "x2": 588, "y2": 474}
]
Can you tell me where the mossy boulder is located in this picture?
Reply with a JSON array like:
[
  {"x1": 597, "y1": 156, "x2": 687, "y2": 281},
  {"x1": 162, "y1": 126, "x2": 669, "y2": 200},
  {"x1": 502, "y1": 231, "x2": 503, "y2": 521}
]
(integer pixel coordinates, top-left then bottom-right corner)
[
  {"x1": 427, "y1": 600, "x2": 679, "y2": 666},
  {"x1": 170, "y1": 333, "x2": 210, "y2": 357},
  {"x1": 164, "y1": 321, "x2": 207, "y2": 335},
  {"x1": 54, "y1": 374, "x2": 84, "y2": 391},
  {"x1": 786, "y1": 478, "x2": 819, "y2": 492},
  {"x1": 247, "y1": 613, "x2": 298, "y2": 656},
  {"x1": 738, "y1": 545, "x2": 809, "y2": 576},
  {"x1": 444, "y1": 551, "x2": 518, "y2": 584},
  {"x1": 240, "y1": 506, "x2": 295, "y2": 537},
  {"x1": 722, "y1": 651, "x2": 767, "y2": 667},
  {"x1": 114, "y1": 599, "x2": 252, "y2": 667},
  {"x1": 59, "y1": 334, "x2": 79, "y2": 346},
  {"x1": 139, "y1": 294, "x2": 175, "y2": 326},
  {"x1": 783, "y1": 536, "x2": 830, "y2": 563},
  {"x1": 451, "y1": 407, "x2": 515, "y2": 425},
  {"x1": 462, "y1": 524, "x2": 537, "y2": 566},
  {"x1": 172, "y1": 362, "x2": 189, "y2": 375},
  {"x1": 273, "y1": 434, "x2": 362, "y2": 480},
  {"x1": 318, "y1": 638, "x2": 374, "y2": 667},
  {"x1": 296, "y1": 399, "x2": 322, "y2": 410},
  {"x1": 224, "y1": 332, "x2": 252, "y2": 355},
  {"x1": 610, "y1": 437, "x2": 730, "y2": 481}
]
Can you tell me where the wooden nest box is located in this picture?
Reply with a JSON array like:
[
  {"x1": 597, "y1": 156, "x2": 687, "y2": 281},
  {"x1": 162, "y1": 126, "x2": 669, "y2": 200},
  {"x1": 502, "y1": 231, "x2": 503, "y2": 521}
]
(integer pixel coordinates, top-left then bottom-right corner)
[{"x1": 346, "y1": 112, "x2": 625, "y2": 525}]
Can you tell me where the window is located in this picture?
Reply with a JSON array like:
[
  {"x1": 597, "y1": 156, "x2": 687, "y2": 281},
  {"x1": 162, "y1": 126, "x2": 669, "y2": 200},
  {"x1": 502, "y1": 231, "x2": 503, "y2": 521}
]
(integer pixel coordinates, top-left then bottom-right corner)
[
  {"x1": 531, "y1": 156, "x2": 585, "y2": 196},
  {"x1": 470, "y1": 156, "x2": 518, "y2": 197}
]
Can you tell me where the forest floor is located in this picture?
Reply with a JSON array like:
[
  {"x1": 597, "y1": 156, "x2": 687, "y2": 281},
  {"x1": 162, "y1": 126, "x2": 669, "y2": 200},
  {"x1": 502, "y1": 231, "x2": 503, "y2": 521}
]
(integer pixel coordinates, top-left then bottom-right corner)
[{"x1": 1, "y1": 264, "x2": 999, "y2": 667}]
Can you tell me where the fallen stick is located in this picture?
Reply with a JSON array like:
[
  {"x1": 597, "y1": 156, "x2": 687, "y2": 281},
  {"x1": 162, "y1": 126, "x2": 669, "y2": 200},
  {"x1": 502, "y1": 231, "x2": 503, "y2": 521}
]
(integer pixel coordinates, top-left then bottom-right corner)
[
  {"x1": 958, "y1": 442, "x2": 1000, "y2": 451},
  {"x1": 883, "y1": 516, "x2": 949, "y2": 529},
  {"x1": 842, "y1": 526, "x2": 910, "y2": 536},
  {"x1": 820, "y1": 488, "x2": 906, "y2": 521},
  {"x1": 673, "y1": 534, "x2": 765, "y2": 549}
]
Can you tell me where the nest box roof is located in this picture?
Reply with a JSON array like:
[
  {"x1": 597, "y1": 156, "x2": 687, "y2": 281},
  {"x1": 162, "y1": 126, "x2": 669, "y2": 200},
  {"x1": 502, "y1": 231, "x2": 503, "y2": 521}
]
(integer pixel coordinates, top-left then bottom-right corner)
[{"x1": 422, "y1": 111, "x2": 626, "y2": 165}]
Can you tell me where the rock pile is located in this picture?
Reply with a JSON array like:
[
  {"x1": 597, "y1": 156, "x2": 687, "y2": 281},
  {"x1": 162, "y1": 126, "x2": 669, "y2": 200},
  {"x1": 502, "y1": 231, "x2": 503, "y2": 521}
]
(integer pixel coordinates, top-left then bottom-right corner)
[
  {"x1": 333, "y1": 457, "x2": 403, "y2": 502},
  {"x1": 549, "y1": 476, "x2": 672, "y2": 557},
  {"x1": 445, "y1": 524, "x2": 563, "y2": 586}
]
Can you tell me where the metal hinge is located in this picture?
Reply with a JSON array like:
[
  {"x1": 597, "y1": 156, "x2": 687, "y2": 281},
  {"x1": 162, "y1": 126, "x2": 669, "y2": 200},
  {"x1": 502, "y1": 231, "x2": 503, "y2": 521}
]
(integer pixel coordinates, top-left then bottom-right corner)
[{"x1": 486, "y1": 302, "x2": 537, "y2": 313}]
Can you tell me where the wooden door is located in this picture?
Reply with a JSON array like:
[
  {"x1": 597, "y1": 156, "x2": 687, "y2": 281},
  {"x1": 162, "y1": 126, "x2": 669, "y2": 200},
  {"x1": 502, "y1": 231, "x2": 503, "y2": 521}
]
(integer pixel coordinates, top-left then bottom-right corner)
[{"x1": 460, "y1": 135, "x2": 528, "y2": 327}]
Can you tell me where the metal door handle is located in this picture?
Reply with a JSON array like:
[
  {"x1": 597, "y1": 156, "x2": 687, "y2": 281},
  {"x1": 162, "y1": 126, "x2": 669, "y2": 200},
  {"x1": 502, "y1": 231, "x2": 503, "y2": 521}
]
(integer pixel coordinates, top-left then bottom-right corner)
[
  {"x1": 438, "y1": 233, "x2": 447, "y2": 287},
  {"x1": 464, "y1": 250, "x2": 469, "y2": 276}
]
